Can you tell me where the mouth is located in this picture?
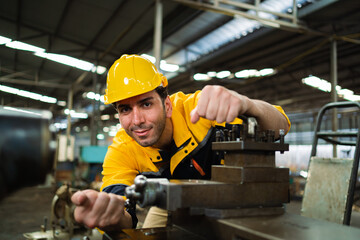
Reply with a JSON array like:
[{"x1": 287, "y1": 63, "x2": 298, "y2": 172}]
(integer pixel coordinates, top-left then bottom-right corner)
[{"x1": 133, "y1": 128, "x2": 151, "y2": 137}]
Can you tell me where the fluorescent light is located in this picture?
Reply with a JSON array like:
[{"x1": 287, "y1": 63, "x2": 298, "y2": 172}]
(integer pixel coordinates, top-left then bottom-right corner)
[
  {"x1": 101, "y1": 114, "x2": 110, "y2": 121},
  {"x1": 86, "y1": 91, "x2": 104, "y2": 103},
  {"x1": 103, "y1": 127, "x2": 109, "y2": 132},
  {"x1": 6, "y1": 41, "x2": 45, "y2": 52},
  {"x1": 35, "y1": 52, "x2": 93, "y2": 71},
  {"x1": 160, "y1": 60, "x2": 179, "y2": 72},
  {"x1": 194, "y1": 73, "x2": 211, "y2": 81},
  {"x1": 259, "y1": 68, "x2": 275, "y2": 76},
  {"x1": 141, "y1": 54, "x2": 156, "y2": 63},
  {"x1": 0, "y1": 84, "x2": 58, "y2": 104},
  {"x1": 302, "y1": 75, "x2": 360, "y2": 102},
  {"x1": 0, "y1": 35, "x2": 107, "y2": 74},
  {"x1": 64, "y1": 109, "x2": 88, "y2": 119},
  {"x1": 207, "y1": 71, "x2": 217, "y2": 77},
  {"x1": 92, "y1": 66, "x2": 107, "y2": 74},
  {"x1": 97, "y1": 134, "x2": 105, "y2": 140},
  {"x1": 140, "y1": 54, "x2": 179, "y2": 72},
  {"x1": 0, "y1": 36, "x2": 12, "y2": 45},
  {"x1": 3, "y1": 106, "x2": 42, "y2": 116},
  {"x1": 53, "y1": 122, "x2": 67, "y2": 130},
  {"x1": 216, "y1": 71, "x2": 231, "y2": 79},
  {"x1": 57, "y1": 100, "x2": 67, "y2": 106},
  {"x1": 344, "y1": 95, "x2": 360, "y2": 101},
  {"x1": 0, "y1": 84, "x2": 19, "y2": 94}
]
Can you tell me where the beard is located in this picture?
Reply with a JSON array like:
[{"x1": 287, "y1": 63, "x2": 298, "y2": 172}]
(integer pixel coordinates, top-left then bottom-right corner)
[{"x1": 125, "y1": 109, "x2": 167, "y2": 147}]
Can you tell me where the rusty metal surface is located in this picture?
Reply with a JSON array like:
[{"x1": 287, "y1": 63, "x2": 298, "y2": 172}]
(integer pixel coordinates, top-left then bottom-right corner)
[
  {"x1": 106, "y1": 213, "x2": 360, "y2": 240},
  {"x1": 301, "y1": 157, "x2": 354, "y2": 224},
  {"x1": 105, "y1": 227, "x2": 206, "y2": 240},
  {"x1": 165, "y1": 180, "x2": 289, "y2": 210},
  {"x1": 224, "y1": 152, "x2": 276, "y2": 167},
  {"x1": 204, "y1": 206, "x2": 285, "y2": 219},
  {"x1": 170, "y1": 211, "x2": 360, "y2": 240},
  {"x1": 212, "y1": 141, "x2": 289, "y2": 152},
  {"x1": 215, "y1": 213, "x2": 360, "y2": 240},
  {"x1": 211, "y1": 166, "x2": 289, "y2": 184}
]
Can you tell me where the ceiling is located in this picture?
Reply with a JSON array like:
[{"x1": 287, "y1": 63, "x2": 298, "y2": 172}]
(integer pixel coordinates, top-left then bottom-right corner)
[{"x1": 0, "y1": 0, "x2": 359, "y2": 126}]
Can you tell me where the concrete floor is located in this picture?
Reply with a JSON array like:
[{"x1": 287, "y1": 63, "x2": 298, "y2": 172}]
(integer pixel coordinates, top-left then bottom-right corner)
[{"x1": 0, "y1": 186, "x2": 359, "y2": 240}]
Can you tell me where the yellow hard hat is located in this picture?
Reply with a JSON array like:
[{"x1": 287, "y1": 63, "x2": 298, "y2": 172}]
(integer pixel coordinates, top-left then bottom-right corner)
[{"x1": 104, "y1": 54, "x2": 168, "y2": 104}]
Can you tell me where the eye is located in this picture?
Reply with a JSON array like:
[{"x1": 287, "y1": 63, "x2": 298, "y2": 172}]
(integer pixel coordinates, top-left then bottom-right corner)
[
  {"x1": 119, "y1": 106, "x2": 131, "y2": 114},
  {"x1": 143, "y1": 102, "x2": 152, "y2": 108}
]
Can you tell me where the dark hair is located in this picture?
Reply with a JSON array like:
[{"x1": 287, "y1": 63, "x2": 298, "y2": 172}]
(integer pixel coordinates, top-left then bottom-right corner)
[{"x1": 155, "y1": 86, "x2": 168, "y2": 102}]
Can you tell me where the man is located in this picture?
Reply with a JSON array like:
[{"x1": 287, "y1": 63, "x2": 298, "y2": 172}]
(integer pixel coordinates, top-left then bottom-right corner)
[{"x1": 71, "y1": 54, "x2": 290, "y2": 232}]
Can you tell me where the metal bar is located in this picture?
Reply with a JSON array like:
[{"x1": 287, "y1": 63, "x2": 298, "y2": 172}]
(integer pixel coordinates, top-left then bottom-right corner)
[
  {"x1": 65, "y1": 87, "x2": 73, "y2": 161},
  {"x1": 330, "y1": 39, "x2": 338, "y2": 157},
  {"x1": 154, "y1": 0, "x2": 163, "y2": 70},
  {"x1": 292, "y1": 0, "x2": 297, "y2": 24},
  {"x1": 0, "y1": 77, "x2": 70, "y2": 89},
  {"x1": 212, "y1": 141, "x2": 289, "y2": 152},
  {"x1": 90, "y1": 62, "x2": 98, "y2": 146},
  {"x1": 317, "y1": 131, "x2": 358, "y2": 137},
  {"x1": 220, "y1": 0, "x2": 296, "y2": 20}
]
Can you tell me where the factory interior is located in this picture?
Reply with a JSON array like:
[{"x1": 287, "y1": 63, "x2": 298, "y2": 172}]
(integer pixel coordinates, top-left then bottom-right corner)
[{"x1": 0, "y1": 0, "x2": 360, "y2": 239}]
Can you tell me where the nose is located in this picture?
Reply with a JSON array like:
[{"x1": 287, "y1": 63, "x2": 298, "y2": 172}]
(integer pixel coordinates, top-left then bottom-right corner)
[{"x1": 132, "y1": 107, "x2": 145, "y2": 125}]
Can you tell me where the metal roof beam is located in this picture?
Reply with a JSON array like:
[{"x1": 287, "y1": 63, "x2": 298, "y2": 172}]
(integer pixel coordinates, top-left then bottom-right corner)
[{"x1": 173, "y1": 0, "x2": 307, "y2": 32}]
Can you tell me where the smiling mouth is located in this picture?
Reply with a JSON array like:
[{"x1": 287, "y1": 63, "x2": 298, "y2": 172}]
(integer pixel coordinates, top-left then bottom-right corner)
[{"x1": 133, "y1": 129, "x2": 151, "y2": 137}]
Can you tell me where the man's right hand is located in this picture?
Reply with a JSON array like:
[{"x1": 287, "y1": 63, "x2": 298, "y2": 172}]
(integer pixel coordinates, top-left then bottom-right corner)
[{"x1": 71, "y1": 190, "x2": 133, "y2": 231}]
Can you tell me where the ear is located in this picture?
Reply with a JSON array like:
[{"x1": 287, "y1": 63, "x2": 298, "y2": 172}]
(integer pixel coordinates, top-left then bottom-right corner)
[{"x1": 164, "y1": 96, "x2": 172, "y2": 118}]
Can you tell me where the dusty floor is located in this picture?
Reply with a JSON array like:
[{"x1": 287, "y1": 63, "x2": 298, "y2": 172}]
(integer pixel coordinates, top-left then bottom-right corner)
[
  {"x1": 0, "y1": 186, "x2": 54, "y2": 240},
  {"x1": 0, "y1": 186, "x2": 359, "y2": 240}
]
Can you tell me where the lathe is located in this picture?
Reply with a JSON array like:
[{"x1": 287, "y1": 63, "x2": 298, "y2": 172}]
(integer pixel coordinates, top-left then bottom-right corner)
[{"x1": 106, "y1": 117, "x2": 360, "y2": 240}]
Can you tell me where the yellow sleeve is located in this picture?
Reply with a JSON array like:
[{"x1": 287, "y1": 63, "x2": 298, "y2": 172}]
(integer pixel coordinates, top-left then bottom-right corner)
[{"x1": 100, "y1": 142, "x2": 139, "y2": 191}]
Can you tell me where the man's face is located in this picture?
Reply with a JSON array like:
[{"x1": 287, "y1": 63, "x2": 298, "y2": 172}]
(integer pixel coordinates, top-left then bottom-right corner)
[{"x1": 115, "y1": 90, "x2": 171, "y2": 147}]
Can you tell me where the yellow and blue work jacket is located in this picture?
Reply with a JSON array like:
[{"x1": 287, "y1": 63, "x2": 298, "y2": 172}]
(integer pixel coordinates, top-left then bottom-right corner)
[{"x1": 101, "y1": 90, "x2": 290, "y2": 227}]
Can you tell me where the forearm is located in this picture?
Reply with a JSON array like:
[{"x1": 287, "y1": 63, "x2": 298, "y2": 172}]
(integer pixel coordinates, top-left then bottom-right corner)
[{"x1": 244, "y1": 98, "x2": 290, "y2": 138}]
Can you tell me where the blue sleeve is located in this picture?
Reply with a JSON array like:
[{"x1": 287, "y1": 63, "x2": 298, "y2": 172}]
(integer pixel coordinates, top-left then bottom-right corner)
[{"x1": 102, "y1": 184, "x2": 138, "y2": 229}]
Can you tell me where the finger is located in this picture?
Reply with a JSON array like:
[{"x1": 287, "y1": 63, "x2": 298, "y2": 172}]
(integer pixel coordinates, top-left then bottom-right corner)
[
  {"x1": 87, "y1": 192, "x2": 110, "y2": 222},
  {"x1": 71, "y1": 191, "x2": 88, "y2": 206},
  {"x1": 190, "y1": 107, "x2": 200, "y2": 123},
  {"x1": 216, "y1": 97, "x2": 230, "y2": 123},
  {"x1": 204, "y1": 94, "x2": 220, "y2": 121},
  {"x1": 195, "y1": 90, "x2": 210, "y2": 117},
  {"x1": 100, "y1": 194, "x2": 125, "y2": 228}
]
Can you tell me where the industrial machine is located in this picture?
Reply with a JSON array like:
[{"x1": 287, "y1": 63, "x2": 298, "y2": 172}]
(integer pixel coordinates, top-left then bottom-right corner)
[
  {"x1": 107, "y1": 116, "x2": 360, "y2": 240},
  {"x1": 0, "y1": 106, "x2": 54, "y2": 200},
  {"x1": 23, "y1": 183, "x2": 103, "y2": 240}
]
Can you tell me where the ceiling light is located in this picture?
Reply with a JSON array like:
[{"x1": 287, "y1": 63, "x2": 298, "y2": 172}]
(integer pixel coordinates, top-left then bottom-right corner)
[
  {"x1": 64, "y1": 109, "x2": 88, "y2": 119},
  {"x1": 35, "y1": 52, "x2": 93, "y2": 71},
  {"x1": 216, "y1": 71, "x2": 231, "y2": 79},
  {"x1": 160, "y1": 60, "x2": 179, "y2": 72},
  {"x1": 6, "y1": 41, "x2": 45, "y2": 53},
  {"x1": 0, "y1": 84, "x2": 58, "y2": 104},
  {"x1": 141, "y1": 54, "x2": 156, "y2": 63},
  {"x1": 141, "y1": 54, "x2": 179, "y2": 72},
  {"x1": 0, "y1": 36, "x2": 11, "y2": 44},
  {"x1": 259, "y1": 68, "x2": 275, "y2": 76},
  {"x1": 302, "y1": 75, "x2": 360, "y2": 102},
  {"x1": 194, "y1": 73, "x2": 211, "y2": 81},
  {"x1": 57, "y1": 100, "x2": 67, "y2": 106},
  {"x1": 207, "y1": 71, "x2": 217, "y2": 77},
  {"x1": 3, "y1": 106, "x2": 42, "y2": 116},
  {"x1": 235, "y1": 69, "x2": 261, "y2": 78},
  {"x1": 101, "y1": 114, "x2": 110, "y2": 121},
  {"x1": 97, "y1": 134, "x2": 105, "y2": 140}
]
